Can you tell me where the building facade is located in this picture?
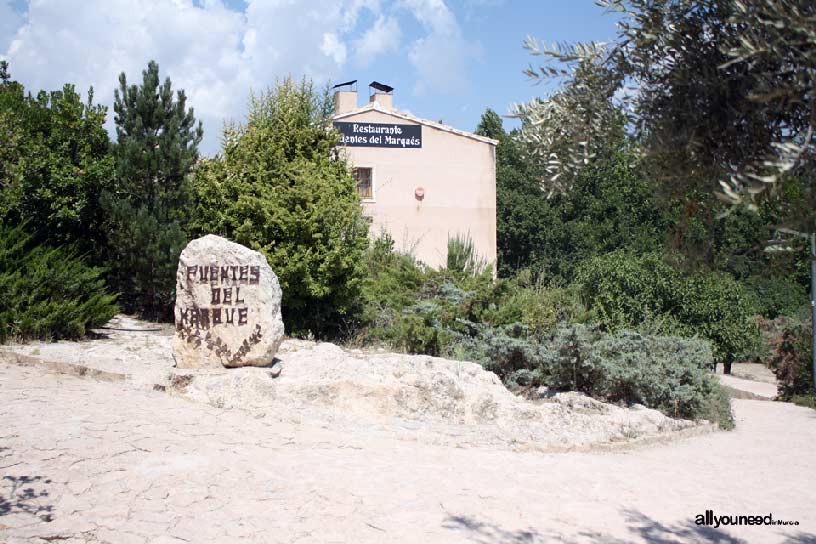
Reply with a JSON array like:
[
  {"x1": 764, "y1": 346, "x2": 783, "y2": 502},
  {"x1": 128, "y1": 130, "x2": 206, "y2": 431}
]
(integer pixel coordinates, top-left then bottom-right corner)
[{"x1": 332, "y1": 85, "x2": 498, "y2": 269}]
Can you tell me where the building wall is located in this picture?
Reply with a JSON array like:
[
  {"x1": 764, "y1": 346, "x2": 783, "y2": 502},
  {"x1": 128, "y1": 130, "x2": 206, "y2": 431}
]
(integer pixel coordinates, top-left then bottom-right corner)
[{"x1": 336, "y1": 108, "x2": 497, "y2": 270}]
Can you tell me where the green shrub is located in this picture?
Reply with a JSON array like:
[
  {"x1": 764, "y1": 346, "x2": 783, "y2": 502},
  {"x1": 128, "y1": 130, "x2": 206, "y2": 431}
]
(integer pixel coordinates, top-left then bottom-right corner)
[
  {"x1": 577, "y1": 251, "x2": 760, "y2": 366},
  {"x1": 446, "y1": 234, "x2": 489, "y2": 277},
  {"x1": 575, "y1": 251, "x2": 681, "y2": 330},
  {"x1": 499, "y1": 282, "x2": 588, "y2": 335},
  {"x1": 450, "y1": 322, "x2": 544, "y2": 381},
  {"x1": 357, "y1": 234, "x2": 581, "y2": 352},
  {"x1": 0, "y1": 225, "x2": 119, "y2": 342},
  {"x1": 452, "y1": 322, "x2": 733, "y2": 428},
  {"x1": 354, "y1": 232, "x2": 426, "y2": 342},
  {"x1": 395, "y1": 302, "x2": 451, "y2": 356},
  {"x1": 189, "y1": 78, "x2": 369, "y2": 337},
  {"x1": 538, "y1": 325, "x2": 733, "y2": 428}
]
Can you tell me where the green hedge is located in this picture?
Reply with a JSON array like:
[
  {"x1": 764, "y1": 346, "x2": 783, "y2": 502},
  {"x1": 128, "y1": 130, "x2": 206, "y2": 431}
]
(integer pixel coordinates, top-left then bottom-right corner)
[{"x1": 0, "y1": 225, "x2": 118, "y2": 342}]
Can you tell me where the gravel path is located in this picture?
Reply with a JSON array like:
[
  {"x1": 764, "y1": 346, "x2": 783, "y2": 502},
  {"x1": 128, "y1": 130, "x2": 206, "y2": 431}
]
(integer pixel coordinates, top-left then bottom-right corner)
[{"x1": 1, "y1": 363, "x2": 815, "y2": 543}]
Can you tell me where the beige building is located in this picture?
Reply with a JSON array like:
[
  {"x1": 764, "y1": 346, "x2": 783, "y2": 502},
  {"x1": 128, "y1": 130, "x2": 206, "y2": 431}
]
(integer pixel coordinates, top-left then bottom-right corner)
[{"x1": 332, "y1": 82, "x2": 498, "y2": 269}]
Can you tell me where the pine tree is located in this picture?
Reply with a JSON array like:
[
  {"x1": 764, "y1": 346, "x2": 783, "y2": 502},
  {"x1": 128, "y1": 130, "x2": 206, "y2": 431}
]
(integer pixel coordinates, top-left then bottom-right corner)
[
  {"x1": 103, "y1": 60, "x2": 203, "y2": 320},
  {"x1": 112, "y1": 60, "x2": 202, "y2": 212}
]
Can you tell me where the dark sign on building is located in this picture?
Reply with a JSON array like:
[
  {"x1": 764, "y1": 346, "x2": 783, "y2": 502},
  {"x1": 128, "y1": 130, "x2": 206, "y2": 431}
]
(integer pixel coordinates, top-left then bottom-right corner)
[{"x1": 334, "y1": 121, "x2": 422, "y2": 148}]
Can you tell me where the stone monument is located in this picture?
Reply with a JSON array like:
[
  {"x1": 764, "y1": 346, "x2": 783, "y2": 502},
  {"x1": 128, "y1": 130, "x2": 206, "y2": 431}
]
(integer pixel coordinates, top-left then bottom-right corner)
[{"x1": 172, "y1": 235, "x2": 285, "y2": 369}]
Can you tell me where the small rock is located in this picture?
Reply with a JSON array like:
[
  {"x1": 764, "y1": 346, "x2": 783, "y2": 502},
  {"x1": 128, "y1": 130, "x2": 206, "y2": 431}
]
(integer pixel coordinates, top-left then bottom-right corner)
[
  {"x1": 269, "y1": 362, "x2": 283, "y2": 378},
  {"x1": 536, "y1": 386, "x2": 557, "y2": 399}
]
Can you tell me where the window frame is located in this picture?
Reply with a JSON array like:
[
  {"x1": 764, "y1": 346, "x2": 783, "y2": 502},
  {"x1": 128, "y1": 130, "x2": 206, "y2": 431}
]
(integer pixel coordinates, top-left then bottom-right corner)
[{"x1": 353, "y1": 165, "x2": 376, "y2": 203}]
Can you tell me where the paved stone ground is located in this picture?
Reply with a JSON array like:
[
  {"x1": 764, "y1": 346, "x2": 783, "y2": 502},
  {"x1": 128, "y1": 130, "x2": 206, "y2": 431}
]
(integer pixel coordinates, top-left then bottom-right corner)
[{"x1": 2, "y1": 362, "x2": 815, "y2": 544}]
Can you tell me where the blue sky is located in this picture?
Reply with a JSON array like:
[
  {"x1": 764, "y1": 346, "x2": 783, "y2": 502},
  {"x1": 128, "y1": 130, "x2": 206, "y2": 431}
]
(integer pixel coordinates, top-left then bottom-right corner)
[{"x1": 0, "y1": 0, "x2": 620, "y2": 154}]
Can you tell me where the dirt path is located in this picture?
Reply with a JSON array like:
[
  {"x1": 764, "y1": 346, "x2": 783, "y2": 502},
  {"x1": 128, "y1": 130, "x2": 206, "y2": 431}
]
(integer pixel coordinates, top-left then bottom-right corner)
[
  {"x1": 719, "y1": 373, "x2": 778, "y2": 400},
  {"x1": 1, "y1": 362, "x2": 814, "y2": 544}
]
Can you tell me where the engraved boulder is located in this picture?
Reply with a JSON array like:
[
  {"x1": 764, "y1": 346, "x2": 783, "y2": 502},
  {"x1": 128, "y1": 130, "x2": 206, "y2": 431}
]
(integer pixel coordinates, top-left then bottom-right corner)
[{"x1": 172, "y1": 235, "x2": 285, "y2": 369}]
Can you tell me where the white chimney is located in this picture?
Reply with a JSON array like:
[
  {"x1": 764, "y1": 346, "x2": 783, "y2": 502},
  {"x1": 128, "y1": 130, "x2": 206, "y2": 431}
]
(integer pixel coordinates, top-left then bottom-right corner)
[
  {"x1": 369, "y1": 92, "x2": 393, "y2": 110},
  {"x1": 334, "y1": 90, "x2": 358, "y2": 114}
]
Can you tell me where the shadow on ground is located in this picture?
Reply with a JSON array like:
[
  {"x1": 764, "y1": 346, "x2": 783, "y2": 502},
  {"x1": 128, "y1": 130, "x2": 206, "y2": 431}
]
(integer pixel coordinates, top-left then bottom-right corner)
[
  {"x1": 443, "y1": 509, "x2": 815, "y2": 544},
  {"x1": 0, "y1": 449, "x2": 55, "y2": 523},
  {"x1": 442, "y1": 514, "x2": 541, "y2": 544}
]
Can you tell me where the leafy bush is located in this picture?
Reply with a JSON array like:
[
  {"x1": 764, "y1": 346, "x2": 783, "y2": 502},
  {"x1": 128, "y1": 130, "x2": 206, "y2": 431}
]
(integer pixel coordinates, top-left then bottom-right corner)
[
  {"x1": 788, "y1": 395, "x2": 816, "y2": 410},
  {"x1": 577, "y1": 251, "x2": 760, "y2": 366},
  {"x1": 673, "y1": 272, "x2": 761, "y2": 368},
  {"x1": 358, "y1": 233, "x2": 425, "y2": 327},
  {"x1": 0, "y1": 70, "x2": 114, "y2": 255},
  {"x1": 0, "y1": 225, "x2": 118, "y2": 342},
  {"x1": 575, "y1": 251, "x2": 680, "y2": 329},
  {"x1": 394, "y1": 302, "x2": 451, "y2": 356},
  {"x1": 496, "y1": 281, "x2": 588, "y2": 335},
  {"x1": 451, "y1": 322, "x2": 544, "y2": 382},
  {"x1": 189, "y1": 78, "x2": 368, "y2": 337},
  {"x1": 357, "y1": 233, "x2": 583, "y2": 350}
]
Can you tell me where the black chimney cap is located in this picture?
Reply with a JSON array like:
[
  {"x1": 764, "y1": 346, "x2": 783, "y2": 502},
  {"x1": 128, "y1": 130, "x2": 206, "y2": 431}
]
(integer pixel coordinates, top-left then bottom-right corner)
[
  {"x1": 369, "y1": 81, "x2": 394, "y2": 94},
  {"x1": 333, "y1": 79, "x2": 357, "y2": 90}
]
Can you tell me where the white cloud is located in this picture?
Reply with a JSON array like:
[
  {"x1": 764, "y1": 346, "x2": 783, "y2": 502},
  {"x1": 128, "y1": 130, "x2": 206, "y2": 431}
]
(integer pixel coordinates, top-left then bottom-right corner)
[
  {"x1": 1, "y1": 0, "x2": 477, "y2": 152},
  {"x1": 2, "y1": 0, "x2": 385, "y2": 153},
  {"x1": 242, "y1": 0, "x2": 377, "y2": 83},
  {"x1": 321, "y1": 33, "x2": 348, "y2": 66},
  {"x1": 353, "y1": 15, "x2": 401, "y2": 67},
  {"x1": 4, "y1": 0, "x2": 249, "y2": 153},
  {"x1": 398, "y1": 0, "x2": 478, "y2": 95}
]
